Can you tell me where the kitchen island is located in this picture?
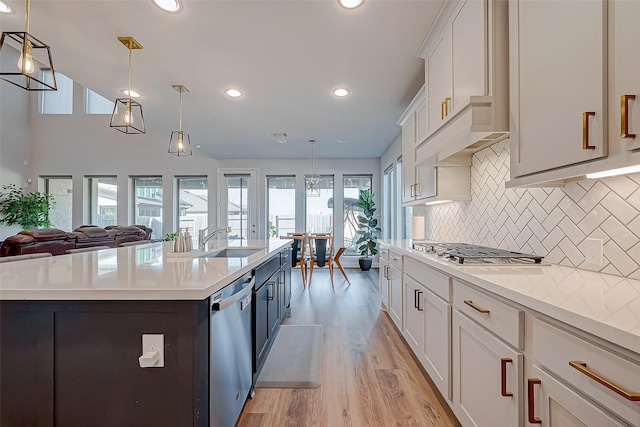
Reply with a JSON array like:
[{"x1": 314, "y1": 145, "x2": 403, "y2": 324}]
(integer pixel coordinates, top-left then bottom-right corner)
[{"x1": 0, "y1": 239, "x2": 291, "y2": 427}]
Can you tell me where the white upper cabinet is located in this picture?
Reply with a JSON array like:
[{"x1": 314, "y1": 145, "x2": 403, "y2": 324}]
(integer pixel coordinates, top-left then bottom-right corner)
[
  {"x1": 417, "y1": 0, "x2": 509, "y2": 166},
  {"x1": 509, "y1": 0, "x2": 607, "y2": 180},
  {"x1": 427, "y1": 31, "x2": 453, "y2": 135},
  {"x1": 613, "y1": 0, "x2": 640, "y2": 152}
]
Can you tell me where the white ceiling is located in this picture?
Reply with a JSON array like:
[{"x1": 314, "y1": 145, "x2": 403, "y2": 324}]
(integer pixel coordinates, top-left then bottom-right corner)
[{"x1": 1, "y1": 0, "x2": 443, "y2": 159}]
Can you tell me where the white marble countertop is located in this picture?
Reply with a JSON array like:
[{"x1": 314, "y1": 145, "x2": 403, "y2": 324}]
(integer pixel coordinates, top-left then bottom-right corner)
[
  {"x1": 382, "y1": 240, "x2": 640, "y2": 356},
  {"x1": 0, "y1": 239, "x2": 291, "y2": 301}
]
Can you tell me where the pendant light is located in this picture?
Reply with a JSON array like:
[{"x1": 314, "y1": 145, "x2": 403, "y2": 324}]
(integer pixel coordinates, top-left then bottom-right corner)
[
  {"x1": 168, "y1": 84, "x2": 192, "y2": 156},
  {"x1": 110, "y1": 37, "x2": 145, "y2": 134},
  {"x1": 0, "y1": 0, "x2": 57, "y2": 91},
  {"x1": 305, "y1": 140, "x2": 321, "y2": 197}
]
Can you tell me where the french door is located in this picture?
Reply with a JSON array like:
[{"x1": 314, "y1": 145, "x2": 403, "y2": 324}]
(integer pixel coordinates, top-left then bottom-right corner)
[{"x1": 218, "y1": 169, "x2": 258, "y2": 240}]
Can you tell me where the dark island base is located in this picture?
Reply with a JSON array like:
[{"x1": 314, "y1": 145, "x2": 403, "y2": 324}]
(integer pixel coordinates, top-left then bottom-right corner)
[{"x1": 0, "y1": 299, "x2": 210, "y2": 427}]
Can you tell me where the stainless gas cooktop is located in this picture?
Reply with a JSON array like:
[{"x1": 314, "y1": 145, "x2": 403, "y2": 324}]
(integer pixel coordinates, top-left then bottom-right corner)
[{"x1": 412, "y1": 242, "x2": 545, "y2": 265}]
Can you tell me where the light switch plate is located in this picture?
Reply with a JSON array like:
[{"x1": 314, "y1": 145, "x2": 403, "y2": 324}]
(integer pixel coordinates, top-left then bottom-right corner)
[
  {"x1": 583, "y1": 238, "x2": 603, "y2": 266},
  {"x1": 142, "y1": 334, "x2": 164, "y2": 367}
]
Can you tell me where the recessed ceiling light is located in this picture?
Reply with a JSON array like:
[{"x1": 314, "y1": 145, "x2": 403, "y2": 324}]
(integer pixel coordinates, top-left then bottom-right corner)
[
  {"x1": 333, "y1": 88, "x2": 350, "y2": 97},
  {"x1": 338, "y1": 0, "x2": 364, "y2": 9},
  {"x1": 122, "y1": 89, "x2": 141, "y2": 98},
  {"x1": 225, "y1": 88, "x2": 242, "y2": 98},
  {"x1": 152, "y1": 0, "x2": 181, "y2": 13},
  {"x1": 275, "y1": 139, "x2": 287, "y2": 144},
  {"x1": 338, "y1": 139, "x2": 348, "y2": 144},
  {"x1": 0, "y1": 1, "x2": 11, "y2": 13},
  {"x1": 195, "y1": 145, "x2": 202, "y2": 149}
]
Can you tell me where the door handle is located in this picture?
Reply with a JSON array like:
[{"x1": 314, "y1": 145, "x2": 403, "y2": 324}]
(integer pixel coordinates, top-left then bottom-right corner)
[
  {"x1": 621, "y1": 95, "x2": 636, "y2": 139},
  {"x1": 582, "y1": 111, "x2": 596, "y2": 149},
  {"x1": 527, "y1": 378, "x2": 542, "y2": 424},
  {"x1": 267, "y1": 281, "x2": 275, "y2": 301},
  {"x1": 501, "y1": 358, "x2": 513, "y2": 397}
]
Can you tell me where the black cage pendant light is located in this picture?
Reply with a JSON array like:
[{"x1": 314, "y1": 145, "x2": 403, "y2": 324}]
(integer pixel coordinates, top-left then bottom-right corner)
[
  {"x1": 168, "y1": 84, "x2": 192, "y2": 156},
  {"x1": 305, "y1": 140, "x2": 321, "y2": 197},
  {"x1": 110, "y1": 36, "x2": 145, "y2": 134},
  {"x1": 0, "y1": 0, "x2": 57, "y2": 91}
]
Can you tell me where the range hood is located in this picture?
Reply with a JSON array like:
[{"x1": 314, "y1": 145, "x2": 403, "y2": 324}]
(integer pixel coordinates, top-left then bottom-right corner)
[{"x1": 416, "y1": 96, "x2": 510, "y2": 167}]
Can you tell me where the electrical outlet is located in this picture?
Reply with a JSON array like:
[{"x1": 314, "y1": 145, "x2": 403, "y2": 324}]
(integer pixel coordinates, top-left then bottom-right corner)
[
  {"x1": 583, "y1": 238, "x2": 603, "y2": 266},
  {"x1": 142, "y1": 334, "x2": 164, "y2": 367}
]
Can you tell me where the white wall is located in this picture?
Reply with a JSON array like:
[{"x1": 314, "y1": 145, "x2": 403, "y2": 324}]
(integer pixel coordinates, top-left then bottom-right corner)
[{"x1": 0, "y1": 56, "x2": 34, "y2": 238}]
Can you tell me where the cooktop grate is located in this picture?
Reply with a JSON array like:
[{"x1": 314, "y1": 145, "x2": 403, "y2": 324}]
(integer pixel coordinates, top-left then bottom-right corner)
[{"x1": 413, "y1": 242, "x2": 545, "y2": 265}]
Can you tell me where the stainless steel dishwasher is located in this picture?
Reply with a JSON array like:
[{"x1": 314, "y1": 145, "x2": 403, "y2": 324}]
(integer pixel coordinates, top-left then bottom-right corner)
[{"x1": 210, "y1": 272, "x2": 255, "y2": 427}]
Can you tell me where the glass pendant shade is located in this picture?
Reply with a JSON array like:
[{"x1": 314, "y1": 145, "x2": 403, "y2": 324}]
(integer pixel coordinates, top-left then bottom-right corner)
[
  {"x1": 305, "y1": 139, "x2": 321, "y2": 197},
  {"x1": 110, "y1": 36, "x2": 145, "y2": 134},
  {"x1": 0, "y1": 0, "x2": 57, "y2": 91},
  {"x1": 169, "y1": 131, "x2": 192, "y2": 156},
  {"x1": 168, "y1": 84, "x2": 192, "y2": 156},
  {"x1": 110, "y1": 97, "x2": 145, "y2": 134}
]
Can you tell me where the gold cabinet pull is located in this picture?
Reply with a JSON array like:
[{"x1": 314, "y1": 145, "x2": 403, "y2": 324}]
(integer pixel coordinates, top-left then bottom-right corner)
[
  {"x1": 464, "y1": 299, "x2": 490, "y2": 314},
  {"x1": 414, "y1": 183, "x2": 420, "y2": 196},
  {"x1": 441, "y1": 101, "x2": 446, "y2": 119},
  {"x1": 569, "y1": 361, "x2": 640, "y2": 401},
  {"x1": 410, "y1": 184, "x2": 415, "y2": 197},
  {"x1": 527, "y1": 378, "x2": 542, "y2": 424},
  {"x1": 501, "y1": 358, "x2": 513, "y2": 397},
  {"x1": 583, "y1": 111, "x2": 596, "y2": 149},
  {"x1": 444, "y1": 97, "x2": 451, "y2": 117},
  {"x1": 621, "y1": 94, "x2": 636, "y2": 139}
]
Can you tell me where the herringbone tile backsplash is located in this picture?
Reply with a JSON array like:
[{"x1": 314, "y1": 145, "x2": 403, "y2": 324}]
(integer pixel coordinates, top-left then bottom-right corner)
[{"x1": 423, "y1": 139, "x2": 640, "y2": 279}]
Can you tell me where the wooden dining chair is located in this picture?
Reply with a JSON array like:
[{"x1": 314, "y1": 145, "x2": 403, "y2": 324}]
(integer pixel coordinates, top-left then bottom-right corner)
[
  {"x1": 332, "y1": 247, "x2": 351, "y2": 285},
  {"x1": 308, "y1": 234, "x2": 335, "y2": 288},
  {"x1": 280, "y1": 233, "x2": 308, "y2": 287}
]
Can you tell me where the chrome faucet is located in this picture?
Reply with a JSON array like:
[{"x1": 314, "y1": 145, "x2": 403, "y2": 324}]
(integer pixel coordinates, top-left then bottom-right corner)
[{"x1": 198, "y1": 226, "x2": 231, "y2": 251}]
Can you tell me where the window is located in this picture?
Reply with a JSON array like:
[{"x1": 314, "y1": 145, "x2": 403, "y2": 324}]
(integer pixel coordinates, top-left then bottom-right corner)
[
  {"x1": 226, "y1": 175, "x2": 250, "y2": 240},
  {"x1": 382, "y1": 165, "x2": 394, "y2": 240},
  {"x1": 343, "y1": 175, "x2": 372, "y2": 252},
  {"x1": 305, "y1": 175, "x2": 333, "y2": 234},
  {"x1": 43, "y1": 177, "x2": 72, "y2": 231},
  {"x1": 40, "y1": 70, "x2": 73, "y2": 114},
  {"x1": 133, "y1": 177, "x2": 163, "y2": 240},
  {"x1": 89, "y1": 177, "x2": 118, "y2": 228},
  {"x1": 85, "y1": 88, "x2": 115, "y2": 114},
  {"x1": 267, "y1": 176, "x2": 296, "y2": 238},
  {"x1": 177, "y1": 177, "x2": 208, "y2": 235}
]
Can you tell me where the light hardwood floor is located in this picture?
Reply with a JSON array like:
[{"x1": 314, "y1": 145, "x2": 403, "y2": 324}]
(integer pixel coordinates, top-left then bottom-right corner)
[{"x1": 238, "y1": 268, "x2": 460, "y2": 427}]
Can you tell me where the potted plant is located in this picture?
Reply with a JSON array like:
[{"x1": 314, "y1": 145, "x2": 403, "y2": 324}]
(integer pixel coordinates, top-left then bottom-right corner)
[
  {"x1": 355, "y1": 189, "x2": 381, "y2": 271},
  {"x1": 0, "y1": 184, "x2": 55, "y2": 230}
]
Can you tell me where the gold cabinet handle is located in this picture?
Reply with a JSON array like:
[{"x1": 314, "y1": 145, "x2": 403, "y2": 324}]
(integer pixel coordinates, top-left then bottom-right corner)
[
  {"x1": 464, "y1": 299, "x2": 490, "y2": 314},
  {"x1": 410, "y1": 184, "x2": 415, "y2": 197},
  {"x1": 583, "y1": 111, "x2": 596, "y2": 149},
  {"x1": 569, "y1": 361, "x2": 640, "y2": 401},
  {"x1": 441, "y1": 101, "x2": 446, "y2": 119},
  {"x1": 444, "y1": 97, "x2": 451, "y2": 117},
  {"x1": 414, "y1": 183, "x2": 420, "y2": 197},
  {"x1": 621, "y1": 95, "x2": 636, "y2": 139},
  {"x1": 527, "y1": 378, "x2": 542, "y2": 424},
  {"x1": 501, "y1": 358, "x2": 513, "y2": 397}
]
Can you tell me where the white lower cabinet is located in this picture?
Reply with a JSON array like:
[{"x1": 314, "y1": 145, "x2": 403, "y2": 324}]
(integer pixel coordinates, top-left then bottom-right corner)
[
  {"x1": 403, "y1": 274, "x2": 424, "y2": 356},
  {"x1": 388, "y1": 264, "x2": 403, "y2": 330},
  {"x1": 379, "y1": 260, "x2": 390, "y2": 310},
  {"x1": 527, "y1": 365, "x2": 626, "y2": 427},
  {"x1": 452, "y1": 310, "x2": 523, "y2": 427},
  {"x1": 421, "y1": 283, "x2": 451, "y2": 400}
]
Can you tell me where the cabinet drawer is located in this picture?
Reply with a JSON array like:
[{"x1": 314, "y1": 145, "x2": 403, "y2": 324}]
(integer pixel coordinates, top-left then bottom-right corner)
[
  {"x1": 388, "y1": 250, "x2": 403, "y2": 270},
  {"x1": 379, "y1": 247, "x2": 390, "y2": 261},
  {"x1": 453, "y1": 280, "x2": 523, "y2": 349},
  {"x1": 404, "y1": 257, "x2": 450, "y2": 302},
  {"x1": 532, "y1": 318, "x2": 640, "y2": 426}
]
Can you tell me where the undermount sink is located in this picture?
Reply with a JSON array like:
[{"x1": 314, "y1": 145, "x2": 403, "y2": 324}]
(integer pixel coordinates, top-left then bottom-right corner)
[{"x1": 198, "y1": 248, "x2": 264, "y2": 258}]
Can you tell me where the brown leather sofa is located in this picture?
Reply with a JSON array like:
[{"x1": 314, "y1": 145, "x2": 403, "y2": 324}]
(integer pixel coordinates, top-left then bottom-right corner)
[{"x1": 0, "y1": 225, "x2": 153, "y2": 257}]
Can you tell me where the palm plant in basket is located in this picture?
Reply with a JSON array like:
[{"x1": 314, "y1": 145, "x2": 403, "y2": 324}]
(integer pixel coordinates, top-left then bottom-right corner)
[{"x1": 355, "y1": 189, "x2": 381, "y2": 271}]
